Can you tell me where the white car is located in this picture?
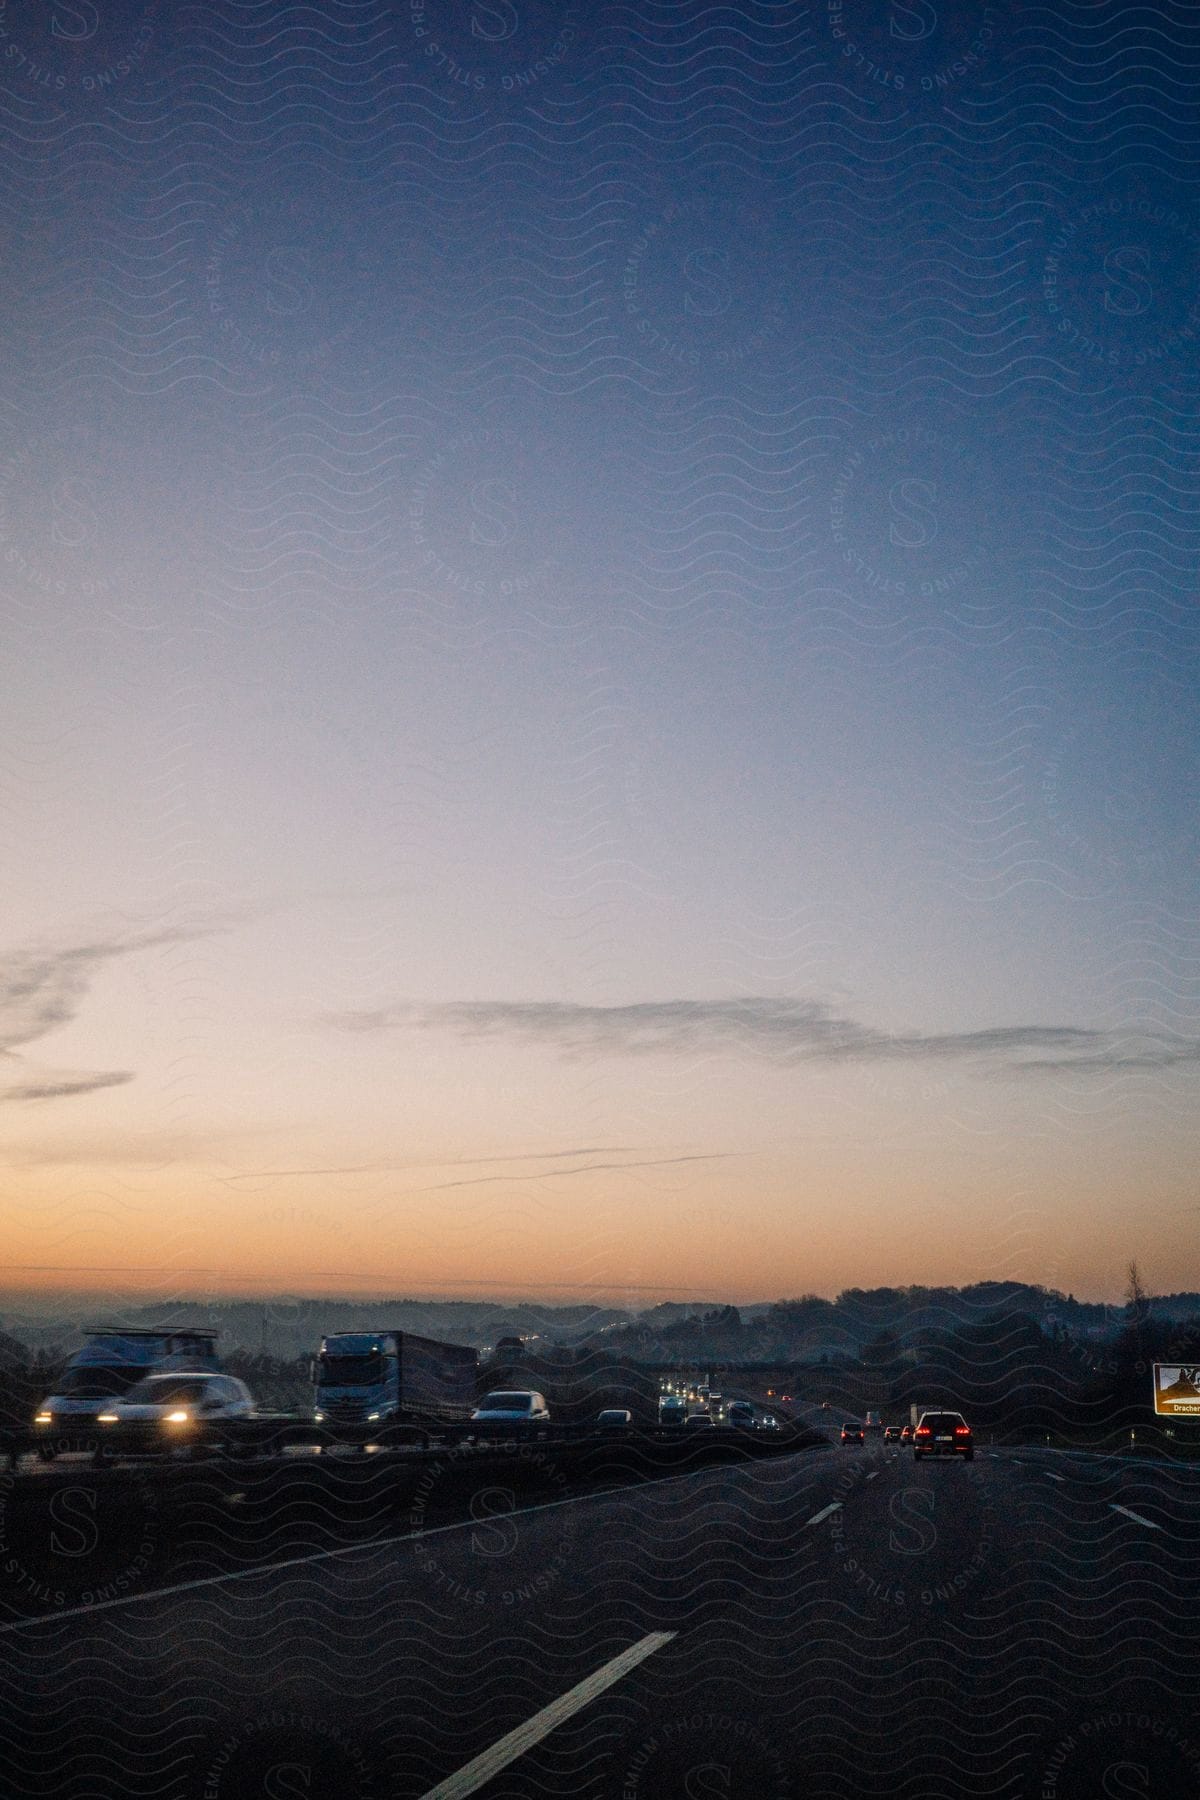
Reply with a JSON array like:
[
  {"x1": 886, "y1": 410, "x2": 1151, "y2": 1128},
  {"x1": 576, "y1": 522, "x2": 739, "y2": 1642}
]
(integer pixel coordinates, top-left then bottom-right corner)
[
  {"x1": 98, "y1": 1372, "x2": 254, "y2": 1445},
  {"x1": 470, "y1": 1390, "x2": 550, "y2": 1424},
  {"x1": 595, "y1": 1408, "x2": 633, "y2": 1429}
]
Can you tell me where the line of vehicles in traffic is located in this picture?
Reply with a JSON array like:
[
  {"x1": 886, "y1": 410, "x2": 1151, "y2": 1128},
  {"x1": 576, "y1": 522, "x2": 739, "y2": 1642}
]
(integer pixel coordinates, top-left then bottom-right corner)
[
  {"x1": 839, "y1": 1410, "x2": 975, "y2": 1460},
  {"x1": 30, "y1": 1328, "x2": 784, "y2": 1461},
  {"x1": 34, "y1": 1326, "x2": 972, "y2": 1464},
  {"x1": 655, "y1": 1382, "x2": 781, "y2": 1433},
  {"x1": 29, "y1": 1327, "x2": 557, "y2": 1458}
]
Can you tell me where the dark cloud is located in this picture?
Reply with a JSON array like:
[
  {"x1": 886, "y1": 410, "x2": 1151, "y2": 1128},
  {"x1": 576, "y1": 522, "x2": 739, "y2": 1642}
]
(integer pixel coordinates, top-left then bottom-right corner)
[{"x1": 325, "y1": 995, "x2": 1195, "y2": 1075}]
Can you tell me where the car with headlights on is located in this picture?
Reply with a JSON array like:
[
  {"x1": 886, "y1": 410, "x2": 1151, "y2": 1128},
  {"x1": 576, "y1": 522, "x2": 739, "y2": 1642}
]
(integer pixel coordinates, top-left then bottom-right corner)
[
  {"x1": 32, "y1": 1326, "x2": 222, "y2": 1459},
  {"x1": 98, "y1": 1372, "x2": 253, "y2": 1454}
]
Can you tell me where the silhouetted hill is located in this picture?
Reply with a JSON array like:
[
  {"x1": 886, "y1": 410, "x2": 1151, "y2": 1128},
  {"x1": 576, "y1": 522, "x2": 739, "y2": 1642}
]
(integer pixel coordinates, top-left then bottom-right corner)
[{"x1": 588, "y1": 1282, "x2": 1179, "y2": 1364}]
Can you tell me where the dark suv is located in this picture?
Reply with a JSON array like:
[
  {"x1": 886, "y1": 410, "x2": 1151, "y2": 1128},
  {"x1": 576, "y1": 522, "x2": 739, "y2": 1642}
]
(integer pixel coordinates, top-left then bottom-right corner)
[
  {"x1": 913, "y1": 1411, "x2": 973, "y2": 1461},
  {"x1": 840, "y1": 1422, "x2": 865, "y2": 1445}
]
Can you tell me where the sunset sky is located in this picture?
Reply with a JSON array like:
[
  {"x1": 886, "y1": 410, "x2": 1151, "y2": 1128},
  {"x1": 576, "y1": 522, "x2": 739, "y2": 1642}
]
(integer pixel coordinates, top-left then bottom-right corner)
[{"x1": 2, "y1": 2, "x2": 1198, "y2": 1308}]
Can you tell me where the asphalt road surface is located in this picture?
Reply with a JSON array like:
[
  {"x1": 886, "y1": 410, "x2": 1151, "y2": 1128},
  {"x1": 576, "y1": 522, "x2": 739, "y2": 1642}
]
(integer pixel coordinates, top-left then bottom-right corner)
[{"x1": 2, "y1": 1431, "x2": 1197, "y2": 1799}]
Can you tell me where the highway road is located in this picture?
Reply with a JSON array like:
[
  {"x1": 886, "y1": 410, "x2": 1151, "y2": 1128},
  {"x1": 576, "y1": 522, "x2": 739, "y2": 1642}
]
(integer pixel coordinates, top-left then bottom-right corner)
[{"x1": 1, "y1": 1423, "x2": 1197, "y2": 1798}]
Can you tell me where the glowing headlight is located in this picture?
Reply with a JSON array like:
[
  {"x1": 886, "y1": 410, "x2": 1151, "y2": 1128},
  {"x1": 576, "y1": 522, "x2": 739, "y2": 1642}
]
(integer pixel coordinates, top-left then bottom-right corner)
[
  {"x1": 97, "y1": 1413, "x2": 120, "y2": 1425},
  {"x1": 313, "y1": 1411, "x2": 324, "y2": 1422},
  {"x1": 165, "y1": 1410, "x2": 191, "y2": 1424},
  {"x1": 34, "y1": 1412, "x2": 52, "y2": 1425},
  {"x1": 367, "y1": 1412, "x2": 380, "y2": 1421}
]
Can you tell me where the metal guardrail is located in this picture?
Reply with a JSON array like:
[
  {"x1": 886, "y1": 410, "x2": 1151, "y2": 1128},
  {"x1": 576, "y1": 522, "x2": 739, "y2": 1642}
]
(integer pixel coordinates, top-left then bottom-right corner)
[{"x1": 0, "y1": 1415, "x2": 813, "y2": 1478}]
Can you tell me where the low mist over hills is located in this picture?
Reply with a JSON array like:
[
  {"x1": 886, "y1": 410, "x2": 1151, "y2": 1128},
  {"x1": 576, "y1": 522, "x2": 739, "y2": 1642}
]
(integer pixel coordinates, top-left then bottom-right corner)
[
  {"x1": 0, "y1": 1295, "x2": 629, "y2": 1361},
  {"x1": 2, "y1": 1280, "x2": 1193, "y2": 1363}
]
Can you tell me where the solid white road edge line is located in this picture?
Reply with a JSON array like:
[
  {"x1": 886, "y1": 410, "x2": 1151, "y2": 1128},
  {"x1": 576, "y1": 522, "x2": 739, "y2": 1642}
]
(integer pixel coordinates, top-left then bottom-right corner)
[
  {"x1": 0, "y1": 1458, "x2": 820, "y2": 1633},
  {"x1": 418, "y1": 1632, "x2": 677, "y2": 1800}
]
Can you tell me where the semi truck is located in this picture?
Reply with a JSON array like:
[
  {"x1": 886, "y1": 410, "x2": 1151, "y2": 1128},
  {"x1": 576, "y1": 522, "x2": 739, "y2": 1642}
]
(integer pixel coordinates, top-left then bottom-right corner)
[
  {"x1": 34, "y1": 1326, "x2": 222, "y2": 1457},
  {"x1": 312, "y1": 1330, "x2": 478, "y2": 1433}
]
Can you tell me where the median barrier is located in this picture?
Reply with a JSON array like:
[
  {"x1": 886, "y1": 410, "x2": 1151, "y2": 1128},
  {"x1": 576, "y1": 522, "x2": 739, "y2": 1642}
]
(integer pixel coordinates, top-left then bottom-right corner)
[{"x1": 3, "y1": 1416, "x2": 823, "y2": 1492}]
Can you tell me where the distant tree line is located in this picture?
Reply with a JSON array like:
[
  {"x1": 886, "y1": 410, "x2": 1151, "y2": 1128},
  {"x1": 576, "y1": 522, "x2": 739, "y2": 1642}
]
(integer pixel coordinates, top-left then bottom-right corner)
[
  {"x1": 2, "y1": 1272, "x2": 1195, "y2": 1445},
  {"x1": 591, "y1": 1275, "x2": 1200, "y2": 1446}
]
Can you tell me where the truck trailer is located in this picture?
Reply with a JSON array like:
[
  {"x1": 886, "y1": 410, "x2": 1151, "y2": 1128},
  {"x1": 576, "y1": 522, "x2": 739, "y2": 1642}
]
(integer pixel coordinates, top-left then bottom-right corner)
[{"x1": 312, "y1": 1330, "x2": 478, "y2": 1431}]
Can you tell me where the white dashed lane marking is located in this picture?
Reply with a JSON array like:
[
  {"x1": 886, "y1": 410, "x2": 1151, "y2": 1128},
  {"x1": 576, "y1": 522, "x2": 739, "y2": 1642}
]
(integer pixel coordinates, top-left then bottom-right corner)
[
  {"x1": 419, "y1": 1632, "x2": 677, "y2": 1798},
  {"x1": 1110, "y1": 1504, "x2": 1163, "y2": 1530},
  {"x1": 807, "y1": 1502, "x2": 842, "y2": 1525}
]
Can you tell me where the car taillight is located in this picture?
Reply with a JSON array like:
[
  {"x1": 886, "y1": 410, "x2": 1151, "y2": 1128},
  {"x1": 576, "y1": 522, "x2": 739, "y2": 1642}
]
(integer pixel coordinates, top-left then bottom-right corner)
[
  {"x1": 955, "y1": 1426, "x2": 971, "y2": 1436},
  {"x1": 916, "y1": 1426, "x2": 931, "y2": 1437}
]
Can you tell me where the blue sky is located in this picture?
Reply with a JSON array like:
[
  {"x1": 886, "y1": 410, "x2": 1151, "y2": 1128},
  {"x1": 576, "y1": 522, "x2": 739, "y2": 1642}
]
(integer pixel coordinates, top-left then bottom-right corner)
[{"x1": 1, "y1": 0, "x2": 1197, "y2": 1304}]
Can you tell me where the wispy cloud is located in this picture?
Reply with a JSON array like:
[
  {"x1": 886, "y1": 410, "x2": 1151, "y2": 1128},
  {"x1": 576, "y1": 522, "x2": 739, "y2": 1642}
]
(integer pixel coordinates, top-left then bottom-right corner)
[
  {"x1": 1012, "y1": 1041, "x2": 1200, "y2": 1074},
  {"x1": 409, "y1": 1151, "x2": 740, "y2": 1193},
  {"x1": 217, "y1": 1147, "x2": 645, "y2": 1183},
  {"x1": 0, "y1": 1069, "x2": 134, "y2": 1104},
  {"x1": 0, "y1": 914, "x2": 243, "y2": 1106},
  {"x1": 3, "y1": 1124, "x2": 271, "y2": 1168},
  {"x1": 324, "y1": 995, "x2": 1199, "y2": 1075},
  {"x1": 0, "y1": 919, "x2": 234, "y2": 1054}
]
